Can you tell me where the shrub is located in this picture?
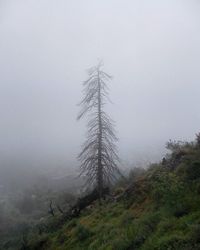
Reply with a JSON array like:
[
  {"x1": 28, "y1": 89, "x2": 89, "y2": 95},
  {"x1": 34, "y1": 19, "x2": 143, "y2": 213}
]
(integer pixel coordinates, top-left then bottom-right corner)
[
  {"x1": 129, "y1": 213, "x2": 160, "y2": 248},
  {"x1": 173, "y1": 202, "x2": 190, "y2": 218},
  {"x1": 120, "y1": 211, "x2": 135, "y2": 227},
  {"x1": 154, "y1": 234, "x2": 190, "y2": 250},
  {"x1": 66, "y1": 219, "x2": 77, "y2": 230},
  {"x1": 108, "y1": 238, "x2": 131, "y2": 250},
  {"x1": 74, "y1": 224, "x2": 92, "y2": 241},
  {"x1": 187, "y1": 161, "x2": 200, "y2": 180},
  {"x1": 189, "y1": 224, "x2": 200, "y2": 244},
  {"x1": 150, "y1": 168, "x2": 185, "y2": 211}
]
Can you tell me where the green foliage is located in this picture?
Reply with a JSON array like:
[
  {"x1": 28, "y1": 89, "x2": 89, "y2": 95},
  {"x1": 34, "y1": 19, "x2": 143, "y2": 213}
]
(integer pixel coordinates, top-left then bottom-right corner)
[
  {"x1": 186, "y1": 161, "x2": 200, "y2": 180},
  {"x1": 144, "y1": 234, "x2": 190, "y2": 250},
  {"x1": 150, "y1": 167, "x2": 186, "y2": 213},
  {"x1": 119, "y1": 211, "x2": 135, "y2": 227},
  {"x1": 8, "y1": 135, "x2": 200, "y2": 250},
  {"x1": 74, "y1": 224, "x2": 92, "y2": 241},
  {"x1": 189, "y1": 224, "x2": 200, "y2": 244}
]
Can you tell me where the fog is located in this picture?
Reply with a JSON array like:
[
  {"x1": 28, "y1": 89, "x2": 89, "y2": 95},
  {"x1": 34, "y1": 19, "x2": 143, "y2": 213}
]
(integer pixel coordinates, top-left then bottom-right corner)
[{"x1": 0, "y1": 0, "x2": 200, "y2": 180}]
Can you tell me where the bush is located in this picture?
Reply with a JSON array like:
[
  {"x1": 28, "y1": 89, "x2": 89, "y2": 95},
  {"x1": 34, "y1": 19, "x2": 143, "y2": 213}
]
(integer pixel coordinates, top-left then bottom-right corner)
[
  {"x1": 150, "y1": 168, "x2": 185, "y2": 211},
  {"x1": 129, "y1": 213, "x2": 160, "y2": 248},
  {"x1": 154, "y1": 234, "x2": 190, "y2": 250},
  {"x1": 187, "y1": 161, "x2": 200, "y2": 180},
  {"x1": 74, "y1": 224, "x2": 92, "y2": 241},
  {"x1": 66, "y1": 219, "x2": 77, "y2": 230},
  {"x1": 173, "y1": 202, "x2": 190, "y2": 218},
  {"x1": 189, "y1": 224, "x2": 200, "y2": 244},
  {"x1": 120, "y1": 211, "x2": 135, "y2": 227},
  {"x1": 108, "y1": 238, "x2": 131, "y2": 250}
]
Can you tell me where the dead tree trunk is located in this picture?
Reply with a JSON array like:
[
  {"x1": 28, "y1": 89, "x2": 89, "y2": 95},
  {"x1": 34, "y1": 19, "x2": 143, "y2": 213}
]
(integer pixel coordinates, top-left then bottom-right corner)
[
  {"x1": 97, "y1": 69, "x2": 103, "y2": 200},
  {"x1": 77, "y1": 62, "x2": 120, "y2": 200},
  {"x1": 48, "y1": 200, "x2": 55, "y2": 217}
]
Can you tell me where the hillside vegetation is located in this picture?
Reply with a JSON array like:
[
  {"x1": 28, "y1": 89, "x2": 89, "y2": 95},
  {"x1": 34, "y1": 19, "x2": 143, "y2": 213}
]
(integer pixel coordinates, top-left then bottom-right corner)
[{"x1": 4, "y1": 135, "x2": 200, "y2": 250}]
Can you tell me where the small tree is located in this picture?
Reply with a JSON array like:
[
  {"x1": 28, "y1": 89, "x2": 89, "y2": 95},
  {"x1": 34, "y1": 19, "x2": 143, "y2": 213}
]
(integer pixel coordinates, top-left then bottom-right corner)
[
  {"x1": 196, "y1": 133, "x2": 200, "y2": 147},
  {"x1": 78, "y1": 62, "x2": 120, "y2": 200}
]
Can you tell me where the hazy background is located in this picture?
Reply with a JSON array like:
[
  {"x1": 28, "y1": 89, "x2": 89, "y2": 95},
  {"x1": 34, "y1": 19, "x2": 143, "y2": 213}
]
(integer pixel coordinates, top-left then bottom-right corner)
[{"x1": 0, "y1": 0, "x2": 200, "y2": 181}]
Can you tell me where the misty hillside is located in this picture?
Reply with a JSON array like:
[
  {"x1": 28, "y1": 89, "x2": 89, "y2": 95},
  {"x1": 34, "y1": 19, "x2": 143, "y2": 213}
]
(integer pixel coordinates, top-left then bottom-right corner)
[
  {"x1": 2, "y1": 135, "x2": 200, "y2": 250},
  {"x1": 1, "y1": 1, "x2": 200, "y2": 250}
]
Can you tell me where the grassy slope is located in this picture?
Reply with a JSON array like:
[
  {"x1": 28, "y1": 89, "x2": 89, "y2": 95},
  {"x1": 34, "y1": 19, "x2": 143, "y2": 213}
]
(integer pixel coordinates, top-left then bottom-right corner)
[{"x1": 27, "y1": 143, "x2": 200, "y2": 249}]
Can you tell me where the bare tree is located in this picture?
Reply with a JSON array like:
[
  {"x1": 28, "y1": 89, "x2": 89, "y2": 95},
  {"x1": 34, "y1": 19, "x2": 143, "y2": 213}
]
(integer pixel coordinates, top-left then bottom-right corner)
[
  {"x1": 48, "y1": 200, "x2": 55, "y2": 217},
  {"x1": 77, "y1": 62, "x2": 120, "y2": 200}
]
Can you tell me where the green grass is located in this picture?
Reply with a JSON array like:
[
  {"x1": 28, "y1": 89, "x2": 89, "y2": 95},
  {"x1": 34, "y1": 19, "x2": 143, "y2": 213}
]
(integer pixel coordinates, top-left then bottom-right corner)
[{"x1": 6, "y1": 140, "x2": 200, "y2": 250}]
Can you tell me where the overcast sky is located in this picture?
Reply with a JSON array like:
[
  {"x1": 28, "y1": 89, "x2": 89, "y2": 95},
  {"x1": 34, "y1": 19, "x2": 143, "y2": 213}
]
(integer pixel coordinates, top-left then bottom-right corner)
[{"x1": 0, "y1": 0, "x2": 200, "y2": 173}]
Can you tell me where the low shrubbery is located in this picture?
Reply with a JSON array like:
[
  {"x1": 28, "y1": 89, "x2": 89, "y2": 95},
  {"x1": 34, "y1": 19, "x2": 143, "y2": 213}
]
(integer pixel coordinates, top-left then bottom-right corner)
[{"x1": 5, "y1": 135, "x2": 200, "y2": 250}]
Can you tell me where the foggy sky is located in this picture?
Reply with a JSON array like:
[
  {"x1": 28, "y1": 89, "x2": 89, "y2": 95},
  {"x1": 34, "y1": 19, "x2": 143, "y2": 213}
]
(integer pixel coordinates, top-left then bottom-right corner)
[{"x1": 0, "y1": 0, "x2": 200, "y2": 173}]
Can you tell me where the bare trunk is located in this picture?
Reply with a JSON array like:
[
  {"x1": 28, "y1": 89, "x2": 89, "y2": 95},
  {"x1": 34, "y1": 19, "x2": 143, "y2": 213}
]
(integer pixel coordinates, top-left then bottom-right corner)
[{"x1": 97, "y1": 69, "x2": 103, "y2": 200}]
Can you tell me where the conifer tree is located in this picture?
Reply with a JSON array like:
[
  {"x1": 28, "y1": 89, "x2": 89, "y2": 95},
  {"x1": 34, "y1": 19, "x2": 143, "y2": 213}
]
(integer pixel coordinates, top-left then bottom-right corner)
[{"x1": 78, "y1": 63, "x2": 119, "y2": 199}]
